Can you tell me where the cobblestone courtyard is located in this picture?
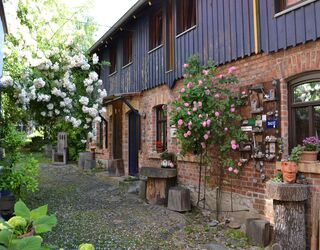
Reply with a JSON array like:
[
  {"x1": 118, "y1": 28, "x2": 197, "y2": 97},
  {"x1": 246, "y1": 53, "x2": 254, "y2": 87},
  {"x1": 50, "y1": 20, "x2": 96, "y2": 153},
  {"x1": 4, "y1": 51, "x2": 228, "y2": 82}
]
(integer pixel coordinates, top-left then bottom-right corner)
[{"x1": 27, "y1": 163, "x2": 256, "y2": 250}]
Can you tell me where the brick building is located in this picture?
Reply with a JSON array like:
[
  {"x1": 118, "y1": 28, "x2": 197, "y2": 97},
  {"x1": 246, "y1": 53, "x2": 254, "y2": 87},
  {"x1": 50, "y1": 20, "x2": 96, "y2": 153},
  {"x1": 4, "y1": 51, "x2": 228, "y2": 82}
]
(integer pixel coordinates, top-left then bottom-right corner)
[{"x1": 89, "y1": 0, "x2": 320, "y2": 244}]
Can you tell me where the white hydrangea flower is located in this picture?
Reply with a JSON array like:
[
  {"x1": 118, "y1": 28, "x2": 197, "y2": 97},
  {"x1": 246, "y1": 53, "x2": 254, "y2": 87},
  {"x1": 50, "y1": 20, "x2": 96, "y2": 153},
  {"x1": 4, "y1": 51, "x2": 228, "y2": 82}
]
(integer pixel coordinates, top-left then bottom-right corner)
[
  {"x1": 41, "y1": 111, "x2": 46, "y2": 117},
  {"x1": 47, "y1": 103, "x2": 54, "y2": 110},
  {"x1": 86, "y1": 85, "x2": 94, "y2": 94},
  {"x1": 89, "y1": 71, "x2": 98, "y2": 81},
  {"x1": 88, "y1": 132, "x2": 93, "y2": 138},
  {"x1": 48, "y1": 111, "x2": 53, "y2": 117},
  {"x1": 81, "y1": 139, "x2": 87, "y2": 144},
  {"x1": 55, "y1": 109, "x2": 60, "y2": 115},
  {"x1": 51, "y1": 62, "x2": 59, "y2": 72},
  {"x1": 99, "y1": 89, "x2": 107, "y2": 98},
  {"x1": 0, "y1": 75, "x2": 14, "y2": 87},
  {"x1": 63, "y1": 109, "x2": 70, "y2": 113},
  {"x1": 79, "y1": 96, "x2": 89, "y2": 106},
  {"x1": 93, "y1": 116, "x2": 101, "y2": 123},
  {"x1": 99, "y1": 107, "x2": 107, "y2": 114},
  {"x1": 92, "y1": 53, "x2": 99, "y2": 64},
  {"x1": 97, "y1": 79, "x2": 103, "y2": 86},
  {"x1": 81, "y1": 64, "x2": 90, "y2": 70},
  {"x1": 83, "y1": 78, "x2": 93, "y2": 87},
  {"x1": 33, "y1": 78, "x2": 46, "y2": 88},
  {"x1": 83, "y1": 124, "x2": 89, "y2": 129}
]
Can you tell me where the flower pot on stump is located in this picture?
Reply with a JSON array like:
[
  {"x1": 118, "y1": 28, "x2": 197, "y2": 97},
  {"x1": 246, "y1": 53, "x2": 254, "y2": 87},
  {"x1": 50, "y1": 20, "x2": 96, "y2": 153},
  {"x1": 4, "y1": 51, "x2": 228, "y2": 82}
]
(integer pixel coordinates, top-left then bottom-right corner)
[{"x1": 300, "y1": 151, "x2": 318, "y2": 162}]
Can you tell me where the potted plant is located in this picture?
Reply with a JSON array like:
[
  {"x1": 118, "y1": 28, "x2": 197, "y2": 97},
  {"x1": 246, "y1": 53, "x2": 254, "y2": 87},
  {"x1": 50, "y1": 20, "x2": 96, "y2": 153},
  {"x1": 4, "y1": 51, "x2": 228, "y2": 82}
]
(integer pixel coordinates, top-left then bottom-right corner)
[
  {"x1": 160, "y1": 151, "x2": 177, "y2": 168},
  {"x1": 281, "y1": 145, "x2": 303, "y2": 183},
  {"x1": 301, "y1": 136, "x2": 319, "y2": 162}
]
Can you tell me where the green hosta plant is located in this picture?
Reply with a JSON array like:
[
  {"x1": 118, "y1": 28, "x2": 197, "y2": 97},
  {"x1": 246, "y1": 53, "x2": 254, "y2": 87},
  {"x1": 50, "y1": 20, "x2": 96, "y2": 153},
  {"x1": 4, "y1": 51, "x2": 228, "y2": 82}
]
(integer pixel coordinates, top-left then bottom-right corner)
[{"x1": 0, "y1": 200, "x2": 57, "y2": 250}]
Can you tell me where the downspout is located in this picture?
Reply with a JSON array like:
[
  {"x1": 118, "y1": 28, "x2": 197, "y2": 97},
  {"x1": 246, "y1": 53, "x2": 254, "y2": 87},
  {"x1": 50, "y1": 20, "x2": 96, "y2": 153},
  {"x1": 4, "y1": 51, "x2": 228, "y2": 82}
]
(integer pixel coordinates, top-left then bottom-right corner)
[{"x1": 253, "y1": 0, "x2": 260, "y2": 54}]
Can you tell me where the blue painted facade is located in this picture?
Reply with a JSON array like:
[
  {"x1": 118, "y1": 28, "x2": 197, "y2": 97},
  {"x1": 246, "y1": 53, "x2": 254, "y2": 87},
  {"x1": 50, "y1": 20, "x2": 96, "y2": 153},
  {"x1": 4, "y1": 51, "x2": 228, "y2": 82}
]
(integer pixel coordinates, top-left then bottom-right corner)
[{"x1": 93, "y1": 0, "x2": 320, "y2": 95}]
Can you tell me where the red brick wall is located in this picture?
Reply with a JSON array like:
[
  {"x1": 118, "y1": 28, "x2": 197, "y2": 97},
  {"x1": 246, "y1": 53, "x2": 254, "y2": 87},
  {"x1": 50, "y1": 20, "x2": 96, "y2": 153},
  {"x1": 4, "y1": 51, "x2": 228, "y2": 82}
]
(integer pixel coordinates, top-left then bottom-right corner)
[{"x1": 95, "y1": 39, "x2": 320, "y2": 244}]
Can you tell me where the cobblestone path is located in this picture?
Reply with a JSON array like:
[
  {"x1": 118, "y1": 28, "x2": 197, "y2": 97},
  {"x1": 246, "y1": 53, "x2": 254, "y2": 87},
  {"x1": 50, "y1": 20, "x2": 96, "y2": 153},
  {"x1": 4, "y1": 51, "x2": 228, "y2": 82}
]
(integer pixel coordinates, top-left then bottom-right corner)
[{"x1": 27, "y1": 164, "x2": 254, "y2": 250}]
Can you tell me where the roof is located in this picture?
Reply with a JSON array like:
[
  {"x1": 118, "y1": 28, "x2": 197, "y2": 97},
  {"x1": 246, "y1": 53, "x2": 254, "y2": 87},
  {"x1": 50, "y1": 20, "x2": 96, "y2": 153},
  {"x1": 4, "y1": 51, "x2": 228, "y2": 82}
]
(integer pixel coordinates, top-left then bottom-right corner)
[
  {"x1": 88, "y1": 0, "x2": 147, "y2": 53},
  {"x1": 0, "y1": 0, "x2": 7, "y2": 34}
]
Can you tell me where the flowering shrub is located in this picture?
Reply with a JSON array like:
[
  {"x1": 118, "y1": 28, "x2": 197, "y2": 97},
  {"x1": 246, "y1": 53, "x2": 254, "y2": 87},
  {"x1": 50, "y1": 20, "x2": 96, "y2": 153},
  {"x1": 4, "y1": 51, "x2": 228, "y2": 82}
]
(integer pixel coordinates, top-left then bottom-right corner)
[
  {"x1": 0, "y1": 0, "x2": 105, "y2": 148},
  {"x1": 302, "y1": 136, "x2": 320, "y2": 151},
  {"x1": 170, "y1": 56, "x2": 246, "y2": 176}
]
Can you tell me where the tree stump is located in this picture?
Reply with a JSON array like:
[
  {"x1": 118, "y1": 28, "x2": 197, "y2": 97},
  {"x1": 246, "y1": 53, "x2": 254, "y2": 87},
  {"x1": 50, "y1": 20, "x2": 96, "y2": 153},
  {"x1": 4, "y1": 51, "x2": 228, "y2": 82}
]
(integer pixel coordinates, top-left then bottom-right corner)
[
  {"x1": 266, "y1": 181, "x2": 309, "y2": 250},
  {"x1": 78, "y1": 152, "x2": 94, "y2": 169},
  {"x1": 167, "y1": 186, "x2": 191, "y2": 212},
  {"x1": 140, "y1": 167, "x2": 177, "y2": 205}
]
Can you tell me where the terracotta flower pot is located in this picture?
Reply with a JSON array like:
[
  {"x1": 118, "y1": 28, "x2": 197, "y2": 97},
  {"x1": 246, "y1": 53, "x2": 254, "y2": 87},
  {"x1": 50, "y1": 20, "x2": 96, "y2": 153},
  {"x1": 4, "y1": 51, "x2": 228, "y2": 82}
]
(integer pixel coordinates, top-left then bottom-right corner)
[
  {"x1": 300, "y1": 151, "x2": 319, "y2": 162},
  {"x1": 281, "y1": 161, "x2": 298, "y2": 184}
]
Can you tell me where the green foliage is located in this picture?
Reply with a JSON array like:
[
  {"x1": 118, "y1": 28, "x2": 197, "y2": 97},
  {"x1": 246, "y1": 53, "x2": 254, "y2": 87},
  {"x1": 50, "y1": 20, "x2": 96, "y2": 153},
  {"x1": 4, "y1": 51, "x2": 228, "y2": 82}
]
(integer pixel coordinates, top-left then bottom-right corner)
[
  {"x1": 160, "y1": 151, "x2": 177, "y2": 162},
  {"x1": 0, "y1": 200, "x2": 57, "y2": 250},
  {"x1": 170, "y1": 56, "x2": 246, "y2": 175},
  {"x1": 288, "y1": 145, "x2": 303, "y2": 163},
  {"x1": 272, "y1": 171, "x2": 283, "y2": 183},
  {"x1": 79, "y1": 243, "x2": 95, "y2": 250}
]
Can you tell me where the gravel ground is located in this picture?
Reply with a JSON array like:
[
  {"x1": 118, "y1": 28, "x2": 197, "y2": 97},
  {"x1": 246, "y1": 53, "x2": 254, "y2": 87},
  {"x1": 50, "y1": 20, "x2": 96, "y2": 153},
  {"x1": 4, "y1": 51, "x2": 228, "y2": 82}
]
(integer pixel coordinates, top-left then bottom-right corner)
[{"x1": 26, "y1": 163, "x2": 258, "y2": 250}]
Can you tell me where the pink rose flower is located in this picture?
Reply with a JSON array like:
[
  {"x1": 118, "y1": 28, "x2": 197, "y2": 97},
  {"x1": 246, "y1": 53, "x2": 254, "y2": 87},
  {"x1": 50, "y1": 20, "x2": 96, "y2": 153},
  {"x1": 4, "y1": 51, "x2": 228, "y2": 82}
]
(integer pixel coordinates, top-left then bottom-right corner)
[
  {"x1": 178, "y1": 119, "x2": 184, "y2": 126},
  {"x1": 201, "y1": 142, "x2": 206, "y2": 149},
  {"x1": 198, "y1": 101, "x2": 202, "y2": 107},
  {"x1": 177, "y1": 107, "x2": 181, "y2": 111},
  {"x1": 238, "y1": 162, "x2": 242, "y2": 167},
  {"x1": 202, "y1": 70, "x2": 209, "y2": 75},
  {"x1": 187, "y1": 130, "x2": 191, "y2": 136},
  {"x1": 218, "y1": 74, "x2": 224, "y2": 79},
  {"x1": 187, "y1": 111, "x2": 191, "y2": 115},
  {"x1": 228, "y1": 66, "x2": 236, "y2": 74},
  {"x1": 202, "y1": 121, "x2": 207, "y2": 127},
  {"x1": 233, "y1": 169, "x2": 239, "y2": 174},
  {"x1": 184, "y1": 102, "x2": 190, "y2": 107},
  {"x1": 204, "y1": 134, "x2": 209, "y2": 140},
  {"x1": 188, "y1": 121, "x2": 192, "y2": 126},
  {"x1": 228, "y1": 167, "x2": 233, "y2": 172},
  {"x1": 231, "y1": 144, "x2": 237, "y2": 150},
  {"x1": 198, "y1": 80, "x2": 203, "y2": 86},
  {"x1": 205, "y1": 89, "x2": 210, "y2": 96},
  {"x1": 198, "y1": 114, "x2": 203, "y2": 118},
  {"x1": 214, "y1": 93, "x2": 220, "y2": 98},
  {"x1": 231, "y1": 140, "x2": 236, "y2": 145},
  {"x1": 206, "y1": 119, "x2": 211, "y2": 126},
  {"x1": 215, "y1": 111, "x2": 220, "y2": 117},
  {"x1": 187, "y1": 82, "x2": 193, "y2": 88},
  {"x1": 183, "y1": 63, "x2": 189, "y2": 68},
  {"x1": 169, "y1": 162, "x2": 175, "y2": 168},
  {"x1": 181, "y1": 88, "x2": 186, "y2": 93},
  {"x1": 193, "y1": 107, "x2": 197, "y2": 112},
  {"x1": 230, "y1": 107, "x2": 235, "y2": 113}
]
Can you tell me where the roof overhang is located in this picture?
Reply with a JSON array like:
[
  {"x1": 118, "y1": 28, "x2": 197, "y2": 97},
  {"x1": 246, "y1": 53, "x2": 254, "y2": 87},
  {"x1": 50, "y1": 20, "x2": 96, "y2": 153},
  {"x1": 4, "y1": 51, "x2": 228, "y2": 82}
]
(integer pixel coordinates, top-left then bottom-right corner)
[
  {"x1": 103, "y1": 92, "x2": 141, "y2": 113},
  {"x1": 88, "y1": 0, "x2": 147, "y2": 54}
]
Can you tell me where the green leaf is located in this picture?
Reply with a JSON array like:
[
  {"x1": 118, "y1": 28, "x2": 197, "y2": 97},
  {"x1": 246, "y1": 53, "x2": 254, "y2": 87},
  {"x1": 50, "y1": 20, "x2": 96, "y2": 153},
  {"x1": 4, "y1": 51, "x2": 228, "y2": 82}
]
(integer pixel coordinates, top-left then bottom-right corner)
[
  {"x1": 0, "y1": 246, "x2": 8, "y2": 250},
  {"x1": 30, "y1": 205, "x2": 48, "y2": 221},
  {"x1": 14, "y1": 200, "x2": 30, "y2": 221},
  {"x1": 0, "y1": 229, "x2": 12, "y2": 247},
  {"x1": 33, "y1": 215, "x2": 57, "y2": 234},
  {"x1": 11, "y1": 236, "x2": 43, "y2": 250}
]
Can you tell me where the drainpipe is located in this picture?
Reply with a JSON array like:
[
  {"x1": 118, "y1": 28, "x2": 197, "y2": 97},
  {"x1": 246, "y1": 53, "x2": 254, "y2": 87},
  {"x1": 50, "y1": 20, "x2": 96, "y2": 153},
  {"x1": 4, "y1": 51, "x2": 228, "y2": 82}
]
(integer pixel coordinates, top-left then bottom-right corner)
[{"x1": 253, "y1": 0, "x2": 260, "y2": 54}]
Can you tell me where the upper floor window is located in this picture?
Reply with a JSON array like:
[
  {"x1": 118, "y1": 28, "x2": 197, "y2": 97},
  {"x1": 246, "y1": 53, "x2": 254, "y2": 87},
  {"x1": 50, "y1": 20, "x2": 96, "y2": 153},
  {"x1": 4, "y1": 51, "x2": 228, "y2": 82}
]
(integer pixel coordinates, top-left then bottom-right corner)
[
  {"x1": 155, "y1": 105, "x2": 167, "y2": 152},
  {"x1": 176, "y1": 0, "x2": 196, "y2": 35},
  {"x1": 123, "y1": 32, "x2": 133, "y2": 66},
  {"x1": 149, "y1": 10, "x2": 163, "y2": 50},
  {"x1": 275, "y1": 0, "x2": 304, "y2": 13},
  {"x1": 109, "y1": 44, "x2": 117, "y2": 74},
  {"x1": 289, "y1": 73, "x2": 320, "y2": 151}
]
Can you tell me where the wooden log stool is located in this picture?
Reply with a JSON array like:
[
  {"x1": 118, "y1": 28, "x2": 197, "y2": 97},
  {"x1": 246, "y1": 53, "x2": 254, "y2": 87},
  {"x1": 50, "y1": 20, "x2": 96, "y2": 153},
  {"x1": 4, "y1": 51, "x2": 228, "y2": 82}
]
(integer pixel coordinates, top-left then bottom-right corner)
[{"x1": 167, "y1": 186, "x2": 191, "y2": 212}]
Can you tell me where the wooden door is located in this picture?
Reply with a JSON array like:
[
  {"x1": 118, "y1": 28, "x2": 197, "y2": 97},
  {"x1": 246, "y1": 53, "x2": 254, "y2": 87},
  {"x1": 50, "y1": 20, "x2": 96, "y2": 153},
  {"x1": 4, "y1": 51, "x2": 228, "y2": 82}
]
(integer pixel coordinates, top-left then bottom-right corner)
[
  {"x1": 128, "y1": 111, "x2": 140, "y2": 176},
  {"x1": 112, "y1": 102, "x2": 122, "y2": 159}
]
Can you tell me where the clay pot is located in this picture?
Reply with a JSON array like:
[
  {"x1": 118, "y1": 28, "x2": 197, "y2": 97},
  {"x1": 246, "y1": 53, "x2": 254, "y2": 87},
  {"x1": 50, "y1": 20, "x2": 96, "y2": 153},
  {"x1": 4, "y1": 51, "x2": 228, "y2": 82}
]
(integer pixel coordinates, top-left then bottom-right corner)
[
  {"x1": 300, "y1": 151, "x2": 319, "y2": 162},
  {"x1": 281, "y1": 161, "x2": 298, "y2": 184}
]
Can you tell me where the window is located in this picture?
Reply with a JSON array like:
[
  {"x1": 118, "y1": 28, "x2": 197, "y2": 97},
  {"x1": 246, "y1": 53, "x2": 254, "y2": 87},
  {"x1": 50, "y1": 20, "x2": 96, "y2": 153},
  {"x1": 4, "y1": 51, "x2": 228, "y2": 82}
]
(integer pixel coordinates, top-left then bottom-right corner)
[
  {"x1": 156, "y1": 105, "x2": 167, "y2": 152},
  {"x1": 109, "y1": 44, "x2": 117, "y2": 74},
  {"x1": 123, "y1": 32, "x2": 133, "y2": 66},
  {"x1": 289, "y1": 73, "x2": 320, "y2": 150},
  {"x1": 149, "y1": 10, "x2": 163, "y2": 50},
  {"x1": 104, "y1": 120, "x2": 108, "y2": 148},
  {"x1": 176, "y1": 0, "x2": 196, "y2": 35},
  {"x1": 275, "y1": 0, "x2": 304, "y2": 13}
]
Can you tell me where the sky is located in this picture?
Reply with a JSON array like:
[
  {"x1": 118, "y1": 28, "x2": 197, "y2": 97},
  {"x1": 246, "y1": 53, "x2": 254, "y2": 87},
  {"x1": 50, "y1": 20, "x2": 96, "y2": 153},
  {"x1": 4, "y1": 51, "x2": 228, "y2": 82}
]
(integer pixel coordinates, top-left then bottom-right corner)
[{"x1": 67, "y1": 0, "x2": 138, "y2": 40}]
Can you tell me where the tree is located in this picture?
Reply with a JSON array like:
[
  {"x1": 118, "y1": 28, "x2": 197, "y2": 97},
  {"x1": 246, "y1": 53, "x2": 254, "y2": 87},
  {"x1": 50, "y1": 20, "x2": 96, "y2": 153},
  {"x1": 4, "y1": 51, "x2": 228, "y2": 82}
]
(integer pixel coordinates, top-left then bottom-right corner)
[{"x1": 170, "y1": 56, "x2": 247, "y2": 210}]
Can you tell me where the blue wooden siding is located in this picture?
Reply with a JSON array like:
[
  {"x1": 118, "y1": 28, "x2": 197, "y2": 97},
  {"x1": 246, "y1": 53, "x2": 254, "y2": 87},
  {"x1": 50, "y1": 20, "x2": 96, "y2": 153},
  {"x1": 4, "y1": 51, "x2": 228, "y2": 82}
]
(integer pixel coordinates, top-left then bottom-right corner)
[{"x1": 259, "y1": 0, "x2": 320, "y2": 53}]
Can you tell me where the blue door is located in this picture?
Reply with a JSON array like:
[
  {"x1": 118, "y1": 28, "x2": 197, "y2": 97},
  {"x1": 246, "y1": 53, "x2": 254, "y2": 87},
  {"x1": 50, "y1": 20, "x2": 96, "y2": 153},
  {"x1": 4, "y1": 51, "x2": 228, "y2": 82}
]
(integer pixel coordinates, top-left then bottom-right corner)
[{"x1": 128, "y1": 111, "x2": 140, "y2": 176}]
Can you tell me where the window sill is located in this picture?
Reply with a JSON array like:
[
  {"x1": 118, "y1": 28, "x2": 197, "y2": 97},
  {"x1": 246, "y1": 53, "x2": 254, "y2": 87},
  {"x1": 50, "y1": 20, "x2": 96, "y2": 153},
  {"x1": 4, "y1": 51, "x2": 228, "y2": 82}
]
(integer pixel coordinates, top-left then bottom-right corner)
[
  {"x1": 176, "y1": 25, "x2": 197, "y2": 38},
  {"x1": 148, "y1": 44, "x2": 163, "y2": 54},
  {"x1": 109, "y1": 71, "x2": 117, "y2": 77},
  {"x1": 122, "y1": 62, "x2": 132, "y2": 69},
  {"x1": 274, "y1": 0, "x2": 316, "y2": 18},
  {"x1": 276, "y1": 161, "x2": 320, "y2": 174}
]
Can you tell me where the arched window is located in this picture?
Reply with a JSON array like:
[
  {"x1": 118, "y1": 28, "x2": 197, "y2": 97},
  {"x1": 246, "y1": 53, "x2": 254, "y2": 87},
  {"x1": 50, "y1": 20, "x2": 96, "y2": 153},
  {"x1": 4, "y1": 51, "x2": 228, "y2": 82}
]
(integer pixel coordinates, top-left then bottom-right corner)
[{"x1": 289, "y1": 72, "x2": 320, "y2": 149}]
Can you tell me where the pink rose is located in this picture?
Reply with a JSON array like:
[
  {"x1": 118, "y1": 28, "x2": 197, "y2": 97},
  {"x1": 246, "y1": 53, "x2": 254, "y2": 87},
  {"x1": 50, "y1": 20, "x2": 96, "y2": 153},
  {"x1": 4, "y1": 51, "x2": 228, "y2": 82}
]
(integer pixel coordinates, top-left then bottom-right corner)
[
  {"x1": 230, "y1": 107, "x2": 235, "y2": 113},
  {"x1": 187, "y1": 111, "x2": 191, "y2": 115},
  {"x1": 228, "y1": 66, "x2": 236, "y2": 74},
  {"x1": 238, "y1": 162, "x2": 242, "y2": 167},
  {"x1": 187, "y1": 130, "x2": 192, "y2": 136},
  {"x1": 177, "y1": 107, "x2": 181, "y2": 111},
  {"x1": 193, "y1": 107, "x2": 197, "y2": 112},
  {"x1": 169, "y1": 162, "x2": 175, "y2": 168},
  {"x1": 201, "y1": 142, "x2": 206, "y2": 149},
  {"x1": 184, "y1": 133, "x2": 188, "y2": 138},
  {"x1": 202, "y1": 70, "x2": 209, "y2": 75},
  {"x1": 214, "y1": 93, "x2": 220, "y2": 98},
  {"x1": 224, "y1": 127, "x2": 228, "y2": 132},
  {"x1": 198, "y1": 101, "x2": 202, "y2": 107},
  {"x1": 202, "y1": 121, "x2": 207, "y2": 127},
  {"x1": 205, "y1": 89, "x2": 210, "y2": 96},
  {"x1": 228, "y1": 167, "x2": 233, "y2": 172},
  {"x1": 206, "y1": 119, "x2": 211, "y2": 126},
  {"x1": 183, "y1": 63, "x2": 189, "y2": 68},
  {"x1": 231, "y1": 144, "x2": 237, "y2": 150},
  {"x1": 204, "y1": 134, "x2": 209, "y2": 140},
  {"x1": 184, "y1": 102, "x2": 190, "y2": 107},
  {"x1": 231, "y1": 140, "x2": 236, "y2": 145},
  {"x1": 188, "y1": 121, "x2": 192, "y2": 126},
  {"x1": 215, "y1": 111, "x2": 220, "y2": 117},
  {"x1": 187, "y1": 82, "x2": 193, "y2": 88},
  {"x1": 198, "y1": 114, "x2": 203, "y2": 118},
  {"x1": 233, "y1": 169, "x2": 239, "y2": 174},
  {"x1": 178, "y1": 119, "x2": 184, "y2": 126},
  {"x1": 218, "y1": 74, "x2": 224, "y2": 79},
  {"x1": 181, "y1": 88, "x2": 186, "y2": 93},
  {"x1": 198, "y1": 80, "x2": 203, "y2": 86}
]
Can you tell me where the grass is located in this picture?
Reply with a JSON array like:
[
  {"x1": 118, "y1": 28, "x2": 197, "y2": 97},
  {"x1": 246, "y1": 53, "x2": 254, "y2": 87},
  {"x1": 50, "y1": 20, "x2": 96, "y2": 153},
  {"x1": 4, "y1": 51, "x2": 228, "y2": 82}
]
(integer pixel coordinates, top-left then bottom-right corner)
[
  {"x1": 20, "y1": 151, "x2": 51, "y2": 164},
  {"x1": 225, "y1": 228, "x2": 250, "y2": 248}
]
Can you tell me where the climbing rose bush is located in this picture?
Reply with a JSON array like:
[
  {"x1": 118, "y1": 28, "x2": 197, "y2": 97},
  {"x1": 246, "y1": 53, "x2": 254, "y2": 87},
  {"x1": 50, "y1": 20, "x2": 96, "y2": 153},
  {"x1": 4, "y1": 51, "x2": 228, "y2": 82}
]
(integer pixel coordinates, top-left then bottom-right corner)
[
  {"x1": 0, "y1": 0, "x2": 105, "y2": 143},
  {"x1": 170, "y1": 56, "x2": 247, "y2": 175}
]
